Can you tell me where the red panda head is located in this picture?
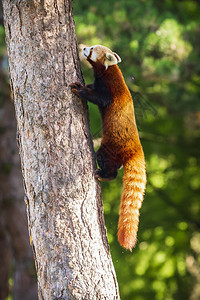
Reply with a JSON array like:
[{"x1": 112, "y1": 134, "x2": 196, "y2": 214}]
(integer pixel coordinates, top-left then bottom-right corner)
[{"x1": 82, "y1": 45, "x2": 121, "y2": 70}]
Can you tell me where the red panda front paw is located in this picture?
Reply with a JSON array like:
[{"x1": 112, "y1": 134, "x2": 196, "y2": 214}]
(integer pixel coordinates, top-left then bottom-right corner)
[
  {"x1": 70, "y1": 82, "x2": 83, "y2": 89},
  {"x1": 70, "y1": 82, "x2": 84, "y2": 97}
]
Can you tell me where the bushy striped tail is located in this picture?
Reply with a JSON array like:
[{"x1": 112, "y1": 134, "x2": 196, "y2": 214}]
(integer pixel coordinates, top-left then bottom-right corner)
[{"x1": 118, "y1": 151, "x2": 146, "y2": 251}]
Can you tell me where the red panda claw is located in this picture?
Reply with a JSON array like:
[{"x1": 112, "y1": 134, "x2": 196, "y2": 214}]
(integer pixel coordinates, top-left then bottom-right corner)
[{"x1": 69, "y1": 82, "x2": 82, "y2": 89}]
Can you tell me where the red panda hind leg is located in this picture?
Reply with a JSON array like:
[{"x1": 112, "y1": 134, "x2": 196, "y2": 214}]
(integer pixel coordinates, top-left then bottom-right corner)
[
  {"x1": 94, "y1": 169, "x2": 117, "y2": 182},
  {"x1": 95, "y1": 146, "x2": 122, "y2": 182}
]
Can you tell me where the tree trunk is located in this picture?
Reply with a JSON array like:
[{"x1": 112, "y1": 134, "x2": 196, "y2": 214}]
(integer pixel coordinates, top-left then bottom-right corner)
[
  {"x1": 0, "y1": 60, "x2": 38, "y2": 299},
  {"x1": 3, "y1": 0, "x2": 120, "y2": 299}
]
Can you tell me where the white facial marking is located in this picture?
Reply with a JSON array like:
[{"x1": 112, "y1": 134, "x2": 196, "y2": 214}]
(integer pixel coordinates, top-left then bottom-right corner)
[
  {"x1": 83, "y1": 46, "x2": 98, "y2": 61},
  {"x1": 83, "y1": 47, "x2": 90, "y2": 58},
  {"x1": 91, "y1": 50, "x2": 97, "y2": 62}
]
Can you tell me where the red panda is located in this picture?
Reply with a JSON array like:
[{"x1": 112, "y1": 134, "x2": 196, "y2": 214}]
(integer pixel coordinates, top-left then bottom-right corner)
[{"x1": 70, "y1": 45, "x2": 146, "y2": 251}]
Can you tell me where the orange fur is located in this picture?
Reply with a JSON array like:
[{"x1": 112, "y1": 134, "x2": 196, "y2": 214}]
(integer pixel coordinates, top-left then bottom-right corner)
[
  {"x1": 118, "y1": 152, "x2": 146, "y2": 250},
  {"x1": 101, "y1": 65, "x2": 146, "y2": 250},
  {"x1": 72, "y1": 45, "x2": 146, "y2": 250}
]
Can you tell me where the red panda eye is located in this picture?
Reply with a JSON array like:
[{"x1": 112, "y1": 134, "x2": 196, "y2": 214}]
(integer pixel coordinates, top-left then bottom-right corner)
[{"x1": 91, "y1": 47, "x2": 93, "y2": 50}]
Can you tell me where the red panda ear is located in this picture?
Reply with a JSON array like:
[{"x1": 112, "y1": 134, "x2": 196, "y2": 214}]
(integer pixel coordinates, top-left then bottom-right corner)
[
  {"x1": 105, "y1": 52, "x2": 121, "y2": 69},
  {"x1": 113, "y1": 52, "x2": 122, "y2": 63}
]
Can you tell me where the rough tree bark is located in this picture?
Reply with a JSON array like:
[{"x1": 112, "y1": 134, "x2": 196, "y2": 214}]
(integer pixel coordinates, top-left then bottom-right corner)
[
  {"x1": 1, "y1": 5, "x2": 38, "y2": 298},
  {"x1": 0, "y1": 68, "x2": 38, "y2": 300},
  {"x1": 3, "y1": 0, "x2": 120, "y2": 299}
]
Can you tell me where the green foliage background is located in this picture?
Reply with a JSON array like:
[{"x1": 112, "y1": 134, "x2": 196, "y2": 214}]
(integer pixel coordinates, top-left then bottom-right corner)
[
  {"x1": 0, "y1": 0, "x2": 200, "y2": 299},
  {"x1": 73, "y1": 1, "x2": 200, "y2": 299}
]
